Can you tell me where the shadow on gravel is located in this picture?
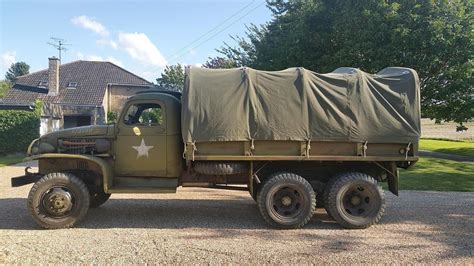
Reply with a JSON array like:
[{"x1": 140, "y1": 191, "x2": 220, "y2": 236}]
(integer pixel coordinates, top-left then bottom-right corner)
[
  {"x1": 381, "y1": 192, "x2": 474, "y2": 261},
  {"x1": 1, "y1": 192, "x2": 472, "y2": 261},
  {"x1": 0, "y1": 197, "x2": 338, "y2": 231}
]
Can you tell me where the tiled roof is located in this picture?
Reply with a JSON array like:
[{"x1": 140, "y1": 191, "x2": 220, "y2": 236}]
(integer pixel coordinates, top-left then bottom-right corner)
[{"x1": 0, "y1": 60, "x2": 152, "y2": 106}]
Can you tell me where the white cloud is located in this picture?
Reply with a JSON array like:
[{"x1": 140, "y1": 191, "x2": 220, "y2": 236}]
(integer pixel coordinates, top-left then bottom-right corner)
[
  {"x1": 139, "y1": 71, "x2": 158, "y2": 82},
  {"x1": 106, "y1": 56, "x2": 123, "y2": 67},
  {"x1": 181, "y1": 62, "x2": 202, "y2": 68},
  {"x1": 118, "y1": 32, "x2": 167, "y2": 67},
  {"x1": 76, "y1": 52, "x2": 84, "y2": 59},
  {"x1": 76, "y1": 53, "x2": 97, "y2": 61},
  {"x1": 97, "y1": 39, "x2": 118, "y2": 49},
  {"x1": 71, "y1": 15, "x2": 109, "y2": 37},
  {"x1": 1, "y1": 51, "x2": 16, "y2": 69},
  {"x1": 85, "y1": 55, "x2": 104, "y2": 61},
  {"x1": 75, "y1": 52, "x2": 123, "y2": 67}
]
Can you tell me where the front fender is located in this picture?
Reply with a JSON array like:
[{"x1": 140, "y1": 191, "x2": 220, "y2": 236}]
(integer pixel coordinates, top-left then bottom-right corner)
[{"x1": 24, "y1": 154, "x2": 114, "y2": 193}]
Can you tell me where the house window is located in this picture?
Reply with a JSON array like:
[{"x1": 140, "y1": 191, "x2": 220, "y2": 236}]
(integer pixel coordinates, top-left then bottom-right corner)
[
  {"x1": 67, "y1": 82, "x2": 77, "y2": 89},
  {"x1": 38, "y1": 81, "x2": 48, "y2": 88}
]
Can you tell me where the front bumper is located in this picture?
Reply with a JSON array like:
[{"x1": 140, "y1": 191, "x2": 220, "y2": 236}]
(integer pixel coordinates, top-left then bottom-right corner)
[{"x1": 11, "y1": 167, "x2": 42, "y2": 187}]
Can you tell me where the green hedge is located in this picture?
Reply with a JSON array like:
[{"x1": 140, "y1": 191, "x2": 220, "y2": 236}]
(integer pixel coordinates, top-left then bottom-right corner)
[{"x1": 0, "y1": 101, "x2": 42, "y2": 154}]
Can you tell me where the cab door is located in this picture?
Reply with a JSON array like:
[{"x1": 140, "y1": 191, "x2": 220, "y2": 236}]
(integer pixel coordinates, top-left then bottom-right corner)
[{"x1": 114, "y1": 100, "x2": 167, "y2": 177}]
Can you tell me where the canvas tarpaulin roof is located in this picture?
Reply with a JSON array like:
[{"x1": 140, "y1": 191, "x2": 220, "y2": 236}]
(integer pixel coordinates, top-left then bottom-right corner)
[{"x1": 182, "y1": 67, "x2": 420, "y2": 144}]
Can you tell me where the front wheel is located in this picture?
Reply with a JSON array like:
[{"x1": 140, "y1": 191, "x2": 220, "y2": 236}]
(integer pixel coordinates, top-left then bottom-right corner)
[
  {"x1": 257, "y1": 172, "x2": 316, "y2": 229},
  {"x1": 27, "y1": 172, "x2": 90, "y2": 229},
  {"x1": 326, "y1": 172, "x2": 385, "y2": 229}
]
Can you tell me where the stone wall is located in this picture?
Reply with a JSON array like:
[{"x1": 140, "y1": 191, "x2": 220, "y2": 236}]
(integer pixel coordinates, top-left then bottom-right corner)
[
  {"x1": 40, "y1": 103, "x2": 105, "y2": 134},
  {"x1": 38, "y1": 84, "x2": 149, "y2": 134},
  {"x1": 105, "y1": 84, "x2": 150, "y2": 121}
]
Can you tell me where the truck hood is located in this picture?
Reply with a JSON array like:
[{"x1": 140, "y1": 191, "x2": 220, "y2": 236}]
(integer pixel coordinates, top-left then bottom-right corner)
[{"x1": 39, "y1": 125, "x2": 115, "y2": 147}]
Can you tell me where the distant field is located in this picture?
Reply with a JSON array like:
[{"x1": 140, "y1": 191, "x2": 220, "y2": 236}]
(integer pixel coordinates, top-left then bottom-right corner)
[
  {"x1": 399, "y1": 157, "x2": 474, "y2": 192},
  {"x1": 392, "y1": 137, "x2": 474, "y2": 192},
  {"x1": 420, "y1": 139, "x2": 474, "y2": 158},
  {"x1": 421, "y1": 119, "x2": 474, "y2": 141}
]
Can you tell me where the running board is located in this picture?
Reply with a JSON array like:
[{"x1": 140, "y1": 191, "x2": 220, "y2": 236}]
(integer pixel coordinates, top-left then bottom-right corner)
[
  {"x1": 107, "y1": 187, "x2": 176, "y2": 193},
  {"x1": 108, "y1": 176, "x2": 178, "y2": 193}
]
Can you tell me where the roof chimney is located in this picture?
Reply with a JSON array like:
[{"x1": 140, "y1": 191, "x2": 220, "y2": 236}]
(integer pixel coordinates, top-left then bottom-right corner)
[{"x1": 48, "y1": 57, "x2": 59, "y2": 96}]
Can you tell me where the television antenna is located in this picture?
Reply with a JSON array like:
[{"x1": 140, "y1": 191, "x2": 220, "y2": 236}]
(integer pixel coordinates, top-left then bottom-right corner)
[{"x1": 47, "y1": 37, "x2": 72, "y2": 62}]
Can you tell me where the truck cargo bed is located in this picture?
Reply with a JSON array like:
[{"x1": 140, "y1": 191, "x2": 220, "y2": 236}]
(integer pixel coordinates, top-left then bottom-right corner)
[{"x1": 185, "y1": 140, "x2": 418, "y2": 163}]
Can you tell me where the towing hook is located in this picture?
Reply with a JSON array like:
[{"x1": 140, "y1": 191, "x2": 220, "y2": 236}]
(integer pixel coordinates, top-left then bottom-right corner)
[{"x1": 25, "y1": 166, "x2": 32, "y2": 175}]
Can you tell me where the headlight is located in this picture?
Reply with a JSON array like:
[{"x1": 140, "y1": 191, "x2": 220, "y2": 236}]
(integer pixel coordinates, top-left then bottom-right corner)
[{"x1": 38, "y1": 142, "x2": 55, "y2": 153}]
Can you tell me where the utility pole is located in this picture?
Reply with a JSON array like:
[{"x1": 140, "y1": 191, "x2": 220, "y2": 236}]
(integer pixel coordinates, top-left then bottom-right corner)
[{"x1": 47, "y1": 37, "x2": 71, "y2": 62}]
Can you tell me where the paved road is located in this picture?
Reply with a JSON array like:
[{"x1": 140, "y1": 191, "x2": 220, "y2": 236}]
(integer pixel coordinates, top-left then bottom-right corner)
[
  {"x1": 1, "y1": 163, "x2": 473, "y2": 264},
  {"x1": 419, "y1": 150, "x2": 474, "y2": 163}
]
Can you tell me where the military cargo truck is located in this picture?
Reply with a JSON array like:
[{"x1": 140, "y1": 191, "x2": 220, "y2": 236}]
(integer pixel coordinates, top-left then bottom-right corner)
[{"x1": 11, "y1": 66, "x2": 420, "y2": 229}]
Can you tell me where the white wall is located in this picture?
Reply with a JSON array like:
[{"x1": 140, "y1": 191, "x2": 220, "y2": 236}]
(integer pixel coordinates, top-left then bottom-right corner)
[
  {"x1": 40, "y1": 118, "x2": 48, "y2": 136},
  {"x1": 40, "y1": 117, "x2": 62, "y2": 136}
]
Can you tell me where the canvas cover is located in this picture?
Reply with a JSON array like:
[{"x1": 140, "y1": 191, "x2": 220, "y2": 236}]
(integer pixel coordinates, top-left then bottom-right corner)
[{"x1": 182, "y1": 67, "x2": 420, "y2": 144}]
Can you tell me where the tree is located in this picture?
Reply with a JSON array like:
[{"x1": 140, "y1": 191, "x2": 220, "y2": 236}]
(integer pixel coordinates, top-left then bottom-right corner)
[
  {"x1": 0, "y1": 80, "x2": 12, "y2": 98},
  {"x1": 5, "y1": 62, "x2": 30, "y2": 84},
  {"x1": 219, "y1": 0, "x2": 473, "y2": 126},
  {"x1": 156, "y1": 64, "x2": 185, "y2": 92},
  {"x1": 203, "y1": 57, "x2": 238, "y2": 69}
]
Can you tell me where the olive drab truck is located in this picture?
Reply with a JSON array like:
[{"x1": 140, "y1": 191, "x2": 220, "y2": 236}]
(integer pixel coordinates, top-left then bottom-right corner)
[{"x1": 11, "y1": 66, "x2": 420, "y2": 229}]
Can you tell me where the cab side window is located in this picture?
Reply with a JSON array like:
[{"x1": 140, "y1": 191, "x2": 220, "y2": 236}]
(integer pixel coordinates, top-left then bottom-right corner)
[{"x1": 123, "y1": 103, "x2": 163, "y2": 126}]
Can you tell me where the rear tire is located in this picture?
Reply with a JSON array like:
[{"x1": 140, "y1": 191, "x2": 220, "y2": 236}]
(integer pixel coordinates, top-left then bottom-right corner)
[
  {"x1": 326, "y1": 172, "x2": 385, "y2": 229},
  {"x1": 257, "y1": 172, "x2": 316, "y2": 229},
  {"x1": 323, "y1": 176, "x2": 339, "y2": 219},
  {"x1": 316, "y1": 192, "x2": 325, "y2": 208},
  {"x1": 27, "y1": 172, "x2": 90, "y2": 229}
]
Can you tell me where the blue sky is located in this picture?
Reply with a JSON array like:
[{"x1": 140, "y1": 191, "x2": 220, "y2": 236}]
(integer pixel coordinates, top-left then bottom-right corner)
[{"x1": 0, "y1": 0, "x2": 272, "y2": 82}]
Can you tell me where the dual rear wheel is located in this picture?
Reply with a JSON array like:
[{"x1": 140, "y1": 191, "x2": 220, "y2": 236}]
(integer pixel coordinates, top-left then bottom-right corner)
[
  {"x1": 323, "y1": 172, "x2": 385, "y2": 229},
  {"x1": 256, "y1": 172, "x2": 385, "y2": 229}
]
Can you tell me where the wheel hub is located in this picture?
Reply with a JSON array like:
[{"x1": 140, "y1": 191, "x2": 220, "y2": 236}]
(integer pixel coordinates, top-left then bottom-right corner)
[
  {"x1": 342, "y1": 184, "x2": 377, "y2": 217},
  {"x1": 350, "y1": 195, "x2": 361, "y2": 206},
  {"x1": 270, "y1": 186, "x2": 305, "y2": 219},
  {"x1": 281, "y1": 196, "x2": 292, "y2": 206},
  {"x1": 43, "y1": 187, "x2": 73, "y2": 216}
]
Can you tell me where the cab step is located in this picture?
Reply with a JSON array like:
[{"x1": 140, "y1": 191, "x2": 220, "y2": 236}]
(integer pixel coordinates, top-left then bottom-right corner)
[{"x1": 109, "y1": 176, "x2": 178, "y2": 193}]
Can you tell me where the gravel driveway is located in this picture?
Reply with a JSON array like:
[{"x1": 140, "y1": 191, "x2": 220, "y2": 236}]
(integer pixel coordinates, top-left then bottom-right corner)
[{"x1": 1, "y1": 162, "x2": 473, "y2": 264}]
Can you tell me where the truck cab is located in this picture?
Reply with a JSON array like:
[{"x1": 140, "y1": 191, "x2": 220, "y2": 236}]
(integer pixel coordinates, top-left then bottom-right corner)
[{"x1": 110, "y1": 91, "x2": 183, "y2": 191}]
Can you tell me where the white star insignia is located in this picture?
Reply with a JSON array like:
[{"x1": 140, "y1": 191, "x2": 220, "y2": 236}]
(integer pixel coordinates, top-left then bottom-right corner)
[{"x1": 132, "y1": 138, "x2": 154, "y2": 159}]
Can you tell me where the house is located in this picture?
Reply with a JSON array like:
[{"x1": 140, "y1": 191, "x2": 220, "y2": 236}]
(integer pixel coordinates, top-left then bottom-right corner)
[{"x1": 0, "y1": 57, "x2": 152, "y2": 134}]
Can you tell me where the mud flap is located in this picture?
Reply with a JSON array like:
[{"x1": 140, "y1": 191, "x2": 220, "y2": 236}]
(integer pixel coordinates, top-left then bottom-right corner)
[{"x1": 387, "y1": 164, "x2": 399, "y2": 196}]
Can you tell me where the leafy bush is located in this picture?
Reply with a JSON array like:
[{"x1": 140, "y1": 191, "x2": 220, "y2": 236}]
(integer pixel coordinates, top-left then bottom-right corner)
[
  {"x1": 107, "y1": 111, "x2": 117, "y2": 124},
  {"x1": 0, "y1": 101, "x2": 41, "y2": 154}
]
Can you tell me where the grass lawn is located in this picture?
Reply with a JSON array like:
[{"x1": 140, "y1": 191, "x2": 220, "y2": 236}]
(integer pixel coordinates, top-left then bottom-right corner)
[
  {"x1": 420, "y1": 139, "x2": 474, "y2": 159},
  {"x1": 0, "y1": 155, "x2": 24, "y2": 167},
  {"x1": 397, "y1": 157, "x2": 474, "y2": 192}
]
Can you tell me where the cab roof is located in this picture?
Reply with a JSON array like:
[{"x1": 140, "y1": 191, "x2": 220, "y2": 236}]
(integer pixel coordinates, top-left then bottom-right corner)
[{"x1": 129, "y1": 89, "x2": 182, "y2": 102}]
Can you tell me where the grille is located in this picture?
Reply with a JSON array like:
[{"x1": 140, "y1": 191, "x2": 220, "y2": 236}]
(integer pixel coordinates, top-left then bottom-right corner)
[
  {"x1": 59, "y1": 139, "x2": 96, "y2": 154},
  {"x1": 77, "y1": 160, "x2": 88, "y2": 170}
]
